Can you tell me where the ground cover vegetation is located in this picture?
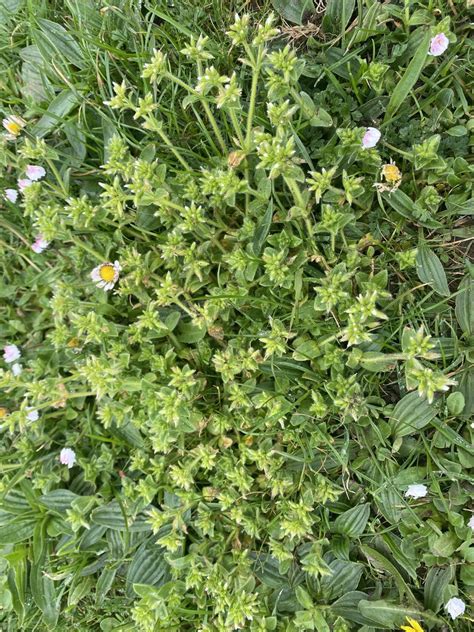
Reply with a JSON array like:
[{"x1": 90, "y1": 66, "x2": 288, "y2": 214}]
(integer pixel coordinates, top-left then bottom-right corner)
[{"x1": 0, "y1": 0, "x2": 473, "y2": 630}]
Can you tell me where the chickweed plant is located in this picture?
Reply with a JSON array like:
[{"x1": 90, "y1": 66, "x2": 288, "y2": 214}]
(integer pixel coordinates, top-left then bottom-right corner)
[{"x1": 0, "y1": 1, "x2": 472, "y2": 630}]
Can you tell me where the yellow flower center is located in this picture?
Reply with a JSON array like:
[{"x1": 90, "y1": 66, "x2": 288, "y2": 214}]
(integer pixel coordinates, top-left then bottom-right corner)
[
  {"x1": 99, "y1": 264, "x2": 116, "y2": 282},
  {"x1": 382, "y1": 164, "x2": 401, "y2": 183},
  {"x1": 0, "y1": 407, "x2": 8, "y2": 418},
  {"x1": 6, "y1": 121, "x2": 21, "y2": 135}
]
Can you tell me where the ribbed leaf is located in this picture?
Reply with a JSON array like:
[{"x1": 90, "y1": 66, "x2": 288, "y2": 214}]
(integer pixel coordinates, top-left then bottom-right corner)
[
  {"x1": 35, "y1": 19, "x2": 85, "y2": 68},
  {"x1": 271, "y1": 0, "x2": 314, "y2": 25},
  {"x1": 320, "y1": 559, "x2": 363, "y2": 600},
  {"x1": 1, "y1": 490, "x2": 31, "y2": 515},
  {"x1": 385, "y1": 30, "x2": 430, "y2": 120},
  {"x1": 457, "y1": 369, "x2": 474, "y2": 418},
  {"x1": 323, "y1": 0, "x2": 356, "y2": 35},
  {"x1": 95, "y1": 566, "x2": 117, "y2": 606},
  {"x1": 416, "y1": 246, "x2": 450, "y2": 297},
  {"x1": 381, "y1": 190, "x2": 442, "y2": 228},
  {"x1": 333, "y1": 503, "x2": 370, "y2": 537},
  {"x1": 39, "y1": 489, "x2": 79, "y2": 513},
  {"x1": 332, "y1": 591, "x2": 373, "y2": 625},
  {"x1": 252, "y1": 553, "x2": 289, "y2": 589},
  {"x1": 360, "y1": 545, "x2": 413, "y2": 601},
  {"x1": 358, "y1": 600, "x2": 440, "y2": 629},
  {"x1": 424, "y1": 566, "x2": 453, "y2": 612},
  {"x1": 375, "y1": 488, "x2": 403, "y2": 525},
  {"x1": 126, "y1": 543, "x2": 168, "y2": 597},
  {"x1": 0, "y1": 519, "x2": 36, "y2": 543},
  {"x1": 455, "y1": 275, "x2": 474, "y2": 336},
  {"x1": 79, "y1": 524, "x2": 107, "y2": 550},
  {"x1": 253, "y1": 201, "x2": 273, "y2": 256},
  {"x1": 31, "y1": 89, "x2": 81, "y2": 138},
  {"x1": 91, "y1": 501, "x2": 151, "y2": 532},
  {"x1": 390, "y1": 392, "x2": 437, "y2": 437}
]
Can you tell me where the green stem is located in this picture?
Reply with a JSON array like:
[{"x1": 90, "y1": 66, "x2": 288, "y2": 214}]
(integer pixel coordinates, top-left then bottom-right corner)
[
  {"x1": 46, "y1": 158, "x2": 69, "y2": 197},
  {"x1": 382, "y1": 141, "x2": 412, "y2": 158},
  {"x1": 156, "y1": 126, "x2": 191, "y2": 170},
  {"x1": 196, "y1": 61, "x2": 227, "y2": 154},
  {"x1": 166, "y1": 70, "x2": 226, "y2": 154},
  {"x1": 245, "y1": 45, "x2": 264, "y2": 148},
  {"x1": 228, "y1": 108, "x2": 245, "y2": 147},
  {"x1": 74, "y1": 239, "x2": 106, "y2": 261}
]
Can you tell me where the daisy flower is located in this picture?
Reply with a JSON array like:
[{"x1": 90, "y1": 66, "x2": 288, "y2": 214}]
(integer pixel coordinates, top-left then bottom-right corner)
[
  {"x1": 59, "y1": 447, "x2": 76, "y2": 468},
  {"x1": 11, "y1": 363, "x2": 22, "y2": 376},
  {"x1": 445, "y1": 597, "x2": 465, "y2": 620},
  {"x1": 405, "y1": 484, "x2": 428, "y2": 499},
  {"x1": 2, "y1": 115, "x2": 26, "y2": 139},
  {"x1": 25, "y1": 165, "x2": 46, "y2": 181},
  {"x1": 4, "y1": 189, "x2": 18, "y2": 203},
  {"x1": 381, "y1": 162, "x2": 402, "y2": 185},
  {"x1": 468, "y1": 515, "x2": 474, "y2": 531},
  {"x1": 18, "y1": 178, "x2": 33, "y2": 191},
  {"x1": 401, "y1": 618, "x2": 424, "y2": 632},
  {"x1": 374, "y1": 161, "x2": 402, "y2": 193},
  {"x1": 429, "y1": 33, "x2": 449, "y2": 57},
  {"x1": 362, "y1": 127, "x2": 381, "y2": 149},
  {"x1": 3, "y1": 344, "x2": 21, "y2": 363},
  {"x1": 90, "y1": 260, "x2": 121, "y2": 291},
  {"x1": 31, "y1": 235, "x2": 50, "y2": 254}
]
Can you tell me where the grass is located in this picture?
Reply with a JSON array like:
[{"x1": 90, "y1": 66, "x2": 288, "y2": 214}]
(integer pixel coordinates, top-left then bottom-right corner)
[{"x1": 0, "y1": 0, "x2": 473, "y2": 630}]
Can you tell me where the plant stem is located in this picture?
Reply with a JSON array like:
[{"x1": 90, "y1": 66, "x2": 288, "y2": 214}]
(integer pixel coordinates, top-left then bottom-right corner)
[
  {"x1": 196, "y1": 61, "x2": 227, "y2": 154},
  {"x1": 156, "y1": 125, "x2": 191, "y2": 170},
  {"x1": 228, "y1": 109, "x2": 245, "y2": 147},
  {"x1": 245, "y1": 45, "x2": 264, "y2": 148}
]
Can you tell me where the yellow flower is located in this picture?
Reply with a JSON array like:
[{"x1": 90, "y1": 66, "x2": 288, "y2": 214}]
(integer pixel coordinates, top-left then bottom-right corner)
[
  {"x1": 90, "y1": 260, "x2": 121, "y2": 291},
  {"x1": 2, "y1": 115, "x2": 26, "y2": 138},
  {"x1": 382, "y1": 162, "x2": 402, "y2": 184},
  {"x1": 0, "y1": 406, "x2": 8, "y2": 419},
  {"x1": 401, "y1": 617, "x2": 424, "y2": 632}
]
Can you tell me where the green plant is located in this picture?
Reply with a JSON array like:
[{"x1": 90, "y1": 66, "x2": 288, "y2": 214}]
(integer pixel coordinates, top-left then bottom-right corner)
[{"x1": 0, "y1": 1, "x2": 472, "y2": 630}]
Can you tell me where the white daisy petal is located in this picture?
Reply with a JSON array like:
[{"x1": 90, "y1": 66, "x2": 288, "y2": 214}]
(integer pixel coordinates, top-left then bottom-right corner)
[
  {"x1": 59, "y1": 447, "x2": 76, "y2": 468},
  {"x1": 445, "y1": 597, "x2": 465, "y2": 620},
  {"x1": 90, "y1": 261, "x2": 121, "y2": 291},
  {"x1": 4, "y1": 188, "x2": 18, "y2": 203},
  {"x1": 429, "y1": 33, "x2": 449, "y2": 57},
  {"x1": 405, "y1": 484, "x2": 428, "y2": 499},
  {"x1": 11, "y1": 363, "x2": 22, "y2": 376},
  {"x1": 362, "y1": 126, "x2": 381, "y2": 149},
  {"x1": 25, "y1": 165, "x2": 46, "y2": 181},
  {"x1": 4, "y1": 344, "x2": 21, "y2": 363},
  {"x1": 31, "y1": 235, "x2": 50, "y2": 254},
  {"x1": 18, "y1": 178, "x2": 33, "y2": 191}
]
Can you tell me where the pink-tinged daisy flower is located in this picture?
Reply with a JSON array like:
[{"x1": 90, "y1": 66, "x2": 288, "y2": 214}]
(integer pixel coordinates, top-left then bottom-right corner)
[
  {"x1": 429, "y1": 33, "x2": 449, "y2": 57},
  {"x1": 362, "y1": 127, "x2": 381, "y2": 149},
  {"x1": 90, "y1": 260, "x2": 121, "y2": 291},
  {"x1": 25, "y1": 165, "x2": 46, "y2": 181},
  {"x1": 59, "y1": 447, "x2": 76, "y2": 468},
  {"x1": 3, "y1": 344, "x2": 21, "y2": 363},
  {"x1": 4, "y1": 189, "x2": 18, "y2": 203},
  {"x1": 18, "y1": 178, "x2": 33, "y2": 191},
  {"x1": 31, "y1": 235, "x2": 50, "y2": 254},
  {"x1": 445, "y1": 597, "x2": 465, "y2": 620},
  {"x1": 2, "y1": 115, "x2": 26, "y2": 139},
  {"x1": 11, "y1": 363, "x2": 22, "y2": 376},
  {"x1": 26, "y1": 408, "x2": 39, "y2": 422},
  {"x1": 405, "y1": 484, "x2": 428, "y2": 499}
]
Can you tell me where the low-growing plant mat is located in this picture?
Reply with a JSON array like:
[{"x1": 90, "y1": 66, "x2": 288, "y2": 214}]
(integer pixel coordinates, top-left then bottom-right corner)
[{"x1": 0, "y1": 0, "x2": 472, "y2": 630}]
